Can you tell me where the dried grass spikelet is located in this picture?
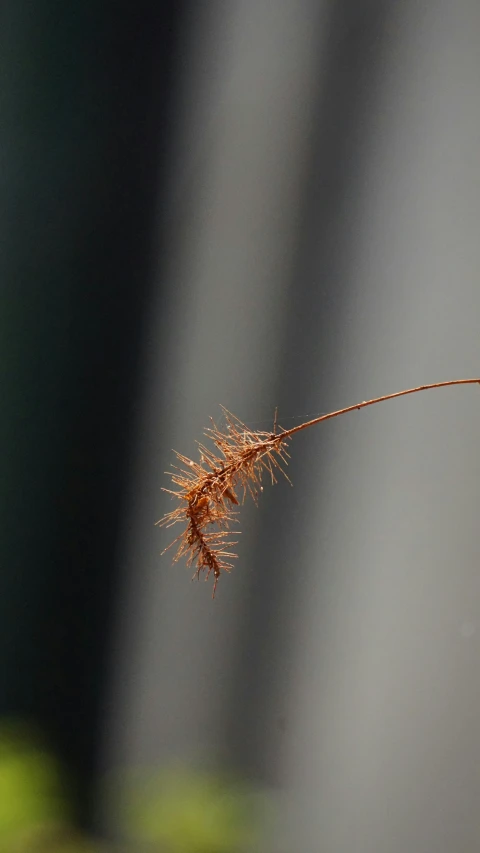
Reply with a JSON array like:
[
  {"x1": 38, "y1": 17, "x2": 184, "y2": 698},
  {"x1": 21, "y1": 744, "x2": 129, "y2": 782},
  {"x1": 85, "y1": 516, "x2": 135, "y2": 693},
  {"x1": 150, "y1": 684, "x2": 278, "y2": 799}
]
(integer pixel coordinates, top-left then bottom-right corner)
[
  {"x1": 158, "y1": 379, "x2": 480, "y2": 597},
  {"x1": 157, "y1": 407, "x2": 290, "y2": 597}
]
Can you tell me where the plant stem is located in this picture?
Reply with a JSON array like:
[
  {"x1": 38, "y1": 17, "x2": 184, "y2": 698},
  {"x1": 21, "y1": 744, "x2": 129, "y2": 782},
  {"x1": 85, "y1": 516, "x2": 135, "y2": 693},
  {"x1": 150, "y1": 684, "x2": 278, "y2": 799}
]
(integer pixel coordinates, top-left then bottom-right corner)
[{"x1": 281, "y1": 378, "x2": 480, "y2": 440}]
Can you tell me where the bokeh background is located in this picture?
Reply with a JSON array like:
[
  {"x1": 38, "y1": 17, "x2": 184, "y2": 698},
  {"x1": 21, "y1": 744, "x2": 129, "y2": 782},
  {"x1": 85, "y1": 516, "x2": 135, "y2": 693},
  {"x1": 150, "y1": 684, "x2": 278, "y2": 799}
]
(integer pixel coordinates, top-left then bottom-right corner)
[{"x1": 2, "y1": 2, "x2": 480, "y2": 851}]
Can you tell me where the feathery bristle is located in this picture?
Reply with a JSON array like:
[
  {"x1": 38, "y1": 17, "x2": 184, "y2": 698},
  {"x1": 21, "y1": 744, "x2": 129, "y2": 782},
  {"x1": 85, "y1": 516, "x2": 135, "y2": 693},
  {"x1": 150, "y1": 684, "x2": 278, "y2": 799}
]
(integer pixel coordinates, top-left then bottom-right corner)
[
  {"x1": 158, "y1": 379, "x2": 480, "y2": 597},
  {"x1": 157, "y1": 408, "x2": 290, "y2": 597}
]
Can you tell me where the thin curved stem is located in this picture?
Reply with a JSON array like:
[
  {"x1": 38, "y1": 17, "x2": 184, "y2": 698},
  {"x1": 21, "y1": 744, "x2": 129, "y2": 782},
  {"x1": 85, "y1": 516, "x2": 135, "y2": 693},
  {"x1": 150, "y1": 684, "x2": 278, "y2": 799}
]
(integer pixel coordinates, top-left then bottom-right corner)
[
  {"x1": 160, "y1": 377, "x2": 480, "y2": 595},
  {"x1": 281, "y1": 378, "x2": 480, "y2": 440}
]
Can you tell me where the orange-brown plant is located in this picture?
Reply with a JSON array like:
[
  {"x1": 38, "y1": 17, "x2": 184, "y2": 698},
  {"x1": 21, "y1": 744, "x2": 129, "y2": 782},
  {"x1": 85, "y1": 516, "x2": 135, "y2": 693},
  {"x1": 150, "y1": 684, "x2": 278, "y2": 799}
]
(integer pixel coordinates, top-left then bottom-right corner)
[{"x1": 158, "y1": 379, "x2": 480, "y2": 597}]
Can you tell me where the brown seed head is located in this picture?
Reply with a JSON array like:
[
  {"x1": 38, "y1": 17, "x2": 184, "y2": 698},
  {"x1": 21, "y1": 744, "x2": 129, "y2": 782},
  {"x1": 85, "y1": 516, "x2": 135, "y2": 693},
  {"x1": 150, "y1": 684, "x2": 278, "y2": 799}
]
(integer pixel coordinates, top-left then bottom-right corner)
[
  {"x1": 158, "y1": 378, "x2": 480, "y2": 598},
  {"x1": 157, "y1": 407, "x2": 290, "y2": 597}
]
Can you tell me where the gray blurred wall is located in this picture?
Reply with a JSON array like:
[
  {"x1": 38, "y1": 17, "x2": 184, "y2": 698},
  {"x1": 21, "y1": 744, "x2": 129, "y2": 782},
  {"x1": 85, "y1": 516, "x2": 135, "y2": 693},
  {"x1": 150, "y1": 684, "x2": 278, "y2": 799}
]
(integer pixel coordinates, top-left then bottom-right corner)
[{"x1": 102, "y1": 2, "x2": 480, "y2": 851}]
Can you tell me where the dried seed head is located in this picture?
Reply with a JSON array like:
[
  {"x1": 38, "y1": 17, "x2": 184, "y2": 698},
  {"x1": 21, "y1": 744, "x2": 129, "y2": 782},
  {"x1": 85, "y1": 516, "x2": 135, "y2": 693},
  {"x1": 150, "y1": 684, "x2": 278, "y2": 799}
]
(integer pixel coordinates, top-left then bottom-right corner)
[
  {"x1": 158, "y1": 379, "x2": 480, "y2": 598},
  {"x1": 157, "y1": 408, "x2": 290, "y2": 597}
]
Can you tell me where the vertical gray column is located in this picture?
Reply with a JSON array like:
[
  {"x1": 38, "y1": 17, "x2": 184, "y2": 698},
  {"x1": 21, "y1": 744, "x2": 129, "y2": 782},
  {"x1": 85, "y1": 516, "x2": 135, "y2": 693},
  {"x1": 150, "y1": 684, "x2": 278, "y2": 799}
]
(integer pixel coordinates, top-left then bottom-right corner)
[
  {"x1": 102, "y1": 0, "x2": 326, "y2": 778},
  {"x1": 274, "y1": 3, "x2": 480, "y2": 851}
]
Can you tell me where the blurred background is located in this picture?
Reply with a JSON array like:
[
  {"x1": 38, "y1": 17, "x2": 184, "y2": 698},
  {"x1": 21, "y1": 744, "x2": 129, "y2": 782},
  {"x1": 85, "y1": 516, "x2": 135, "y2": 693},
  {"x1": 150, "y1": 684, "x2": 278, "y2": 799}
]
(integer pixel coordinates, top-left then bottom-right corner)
[{"x1": 2, "y1": 1, "x2": 480, "y2": 851}]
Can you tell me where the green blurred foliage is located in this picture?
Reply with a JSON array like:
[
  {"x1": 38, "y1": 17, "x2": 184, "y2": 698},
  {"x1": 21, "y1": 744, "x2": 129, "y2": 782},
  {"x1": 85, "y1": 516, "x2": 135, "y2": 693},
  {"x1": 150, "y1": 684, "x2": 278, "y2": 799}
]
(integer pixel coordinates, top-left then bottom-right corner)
[
  {"x1": 0, "y1": 721, "x2": 70, "y2": 851},
  {"x1": 121, "y1": 764, "x2": 266, "y2": 852},
  {"x1": 0, "y1": 721, "x2": 269, "y2": 852},
  {"x1": 0, "y1": 721, "x2": 111, "y2": 852}
]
